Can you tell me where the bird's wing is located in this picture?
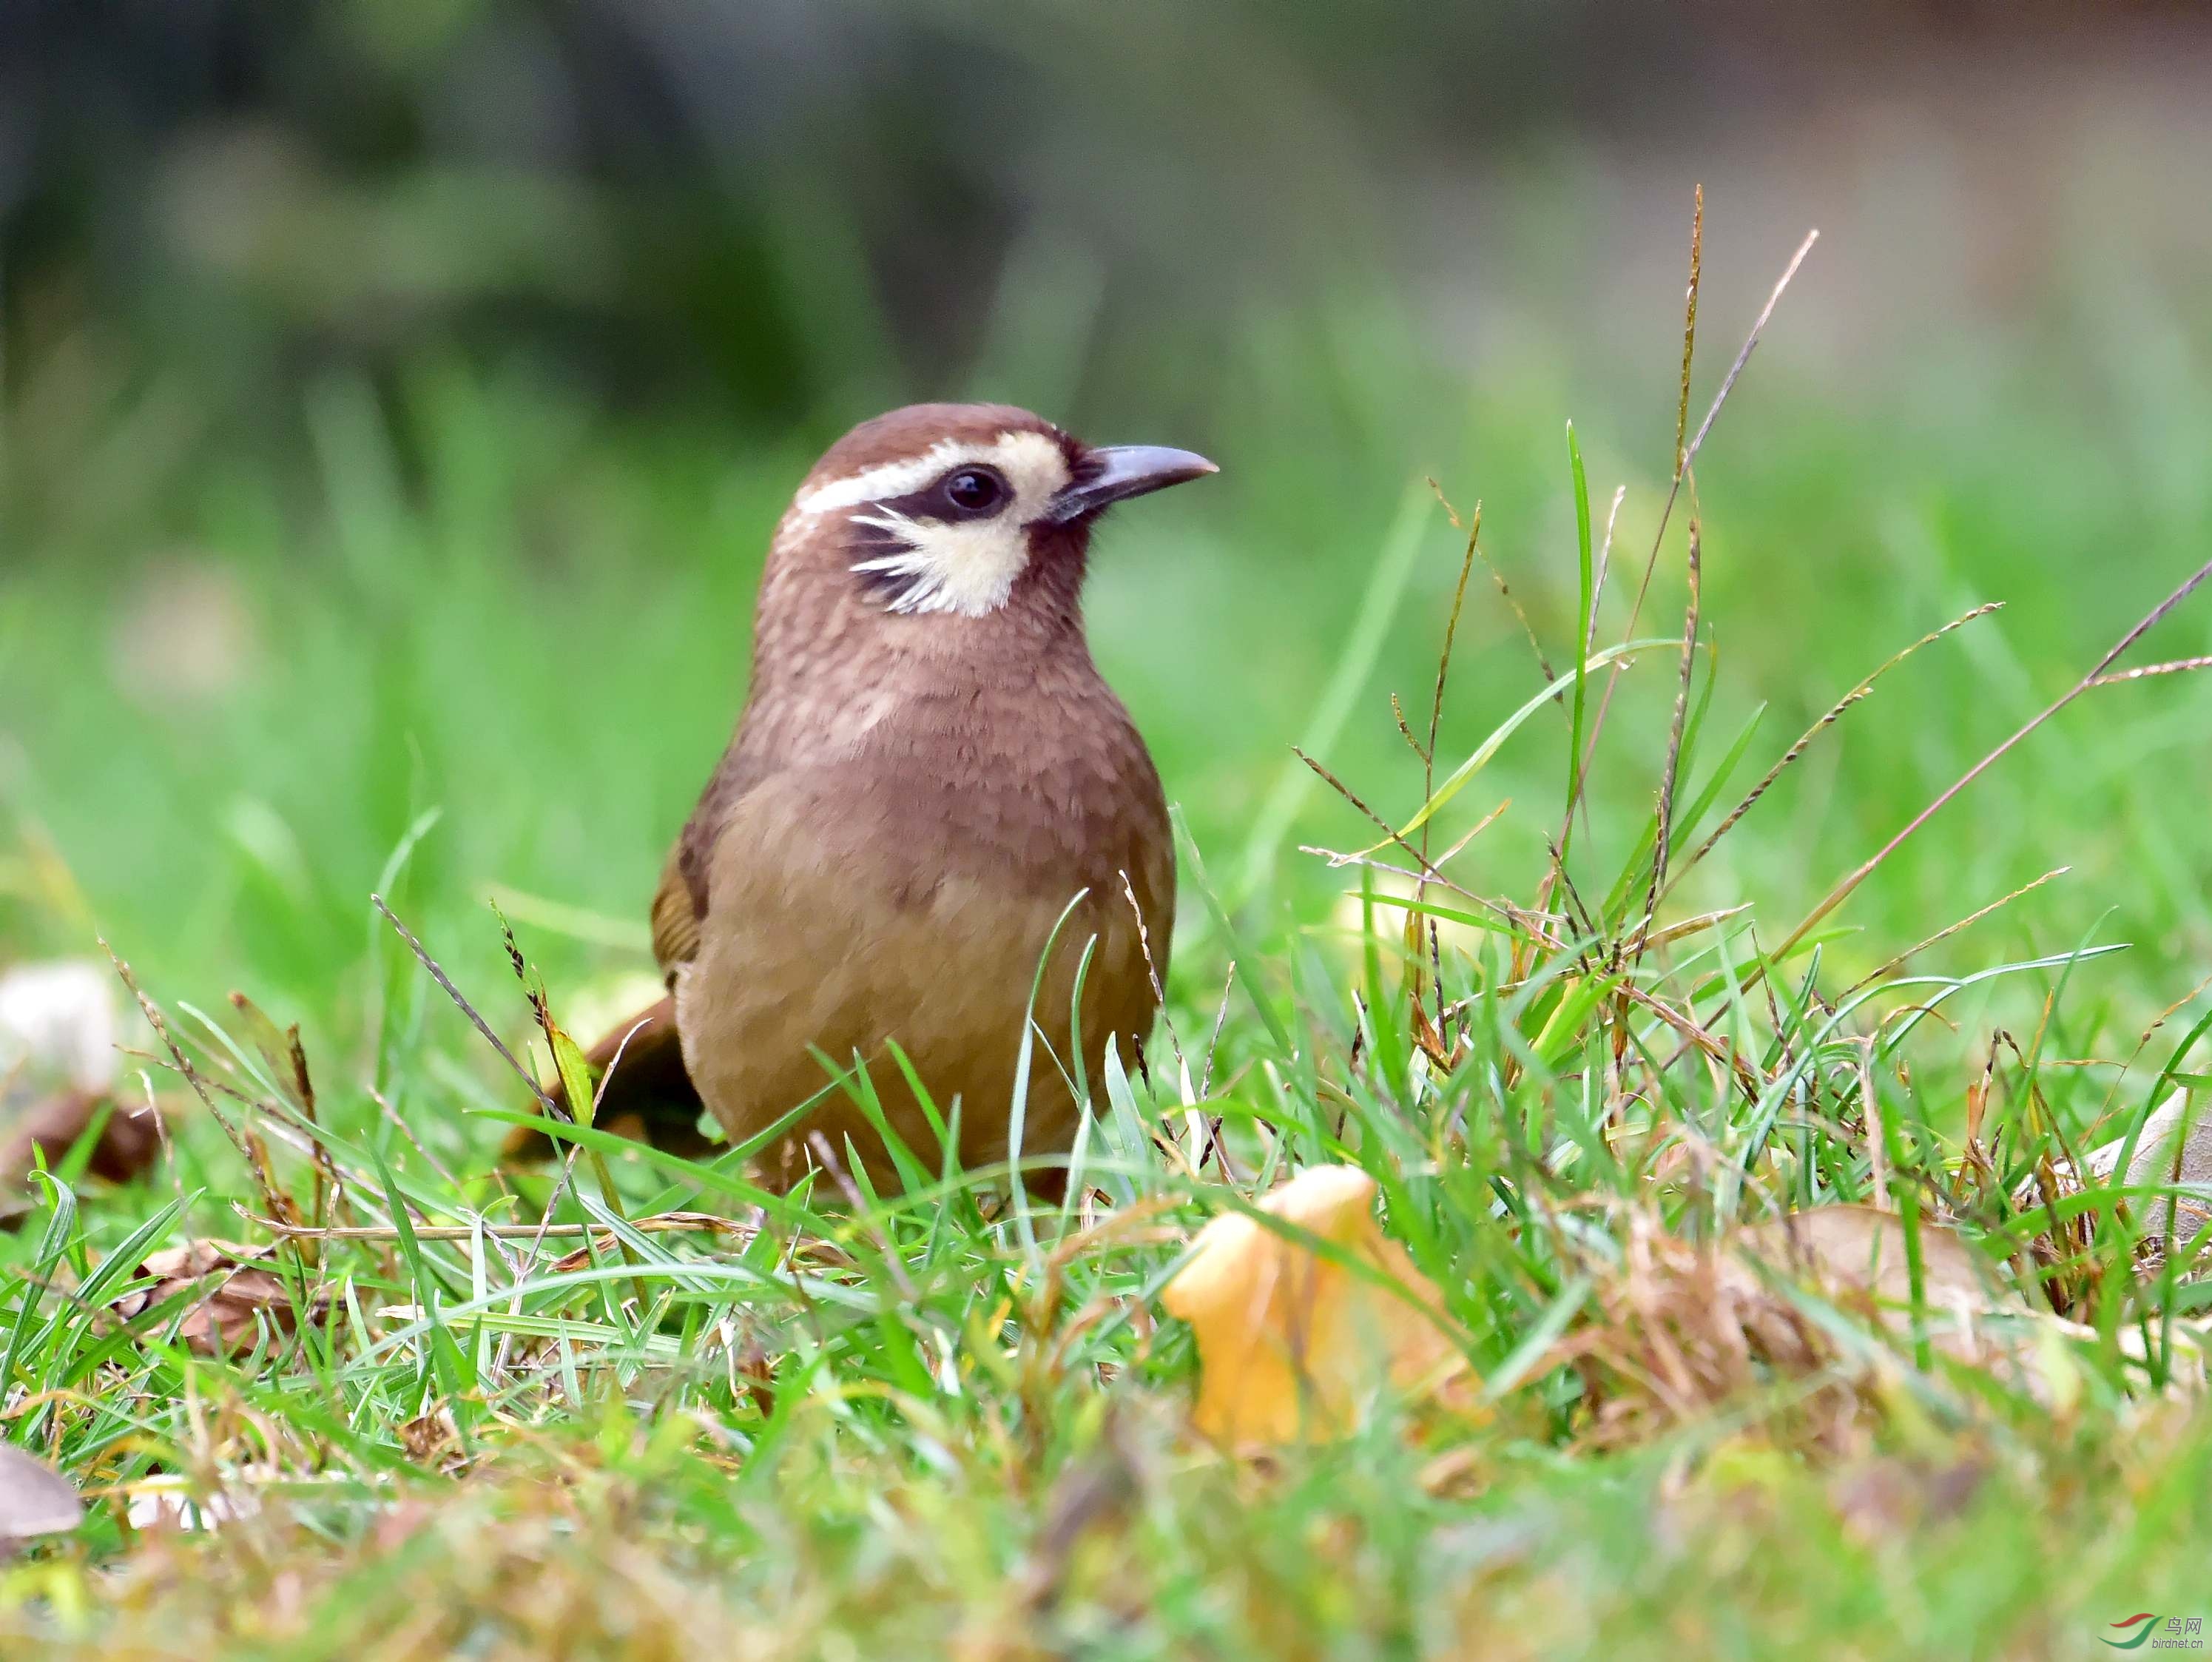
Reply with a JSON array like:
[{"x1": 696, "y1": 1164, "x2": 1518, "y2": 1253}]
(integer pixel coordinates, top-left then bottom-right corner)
[
  {"x1": 653, "y1": 739, "x2": 766, "y2": 977},
  {"x1": 499, "y1": 993, "x2": 711, "y2": 1163},
  {"x1": 650, "y1": 843, "x2": 703, "y2": 974}
]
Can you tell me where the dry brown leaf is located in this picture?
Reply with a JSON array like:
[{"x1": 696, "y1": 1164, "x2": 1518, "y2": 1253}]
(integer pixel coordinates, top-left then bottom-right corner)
[
  {"x1": 1727, "y1": 1204, "x2": 2164, "y2": 1406},
  {"x1": 1765, "y1": 1200, "x2": 2212, "y2": 1402},
  {"x1": 1161, "y1": 1164, "x2": 1467, "y2": 1445},
  {"x1": 1554, "y1": 1211, "x2": 1839, "y2": 1451},
  {"x1": 1554, "y1": 1205, "x2": 2026, "y2": 1453},
  {"x1": 1739, "y1": 1203, "x2": 2010, "y2": 1311},
  {"x1": 110, "y1": 1239, "x2": 326, "y2": 1358},
  {"x1": 0, "y1": 1088, "x2": 166, "y2": 1220},
  {"x1": 2018, "y1": 1089, "x2": 2212, "y2": 1246},
  {"x1": 1736, "y1": 1202, "x2": 2037, "y2": 1377},
  {"x1": 1557, "y1": 1204, "x2": 2196, "y2": 1453},
  {"x1": 0, "y1": 1444, "x2": 82, "y2": 1544}
]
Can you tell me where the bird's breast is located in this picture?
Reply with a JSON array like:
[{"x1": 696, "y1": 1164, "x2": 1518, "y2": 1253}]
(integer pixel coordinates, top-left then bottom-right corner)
[{"x1": 712, "y1": 636, "x2": 1173, "y2": 938}]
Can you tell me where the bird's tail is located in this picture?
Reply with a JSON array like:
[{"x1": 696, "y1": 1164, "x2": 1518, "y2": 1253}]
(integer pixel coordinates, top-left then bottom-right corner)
[{"x1": 500, "y1": 995, "x2": 715, "y2": 1162}]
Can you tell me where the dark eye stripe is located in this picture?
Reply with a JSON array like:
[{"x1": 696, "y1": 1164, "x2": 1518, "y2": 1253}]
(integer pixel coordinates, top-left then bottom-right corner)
[{"x1": 870, "y1": 463, "x2": 1013, "y2": 525}]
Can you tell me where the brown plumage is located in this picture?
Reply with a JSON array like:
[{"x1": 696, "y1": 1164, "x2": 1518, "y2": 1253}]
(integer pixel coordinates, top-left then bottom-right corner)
[{"x1": 512, "y1": 403, "x2": 1213, "y2": 1189}]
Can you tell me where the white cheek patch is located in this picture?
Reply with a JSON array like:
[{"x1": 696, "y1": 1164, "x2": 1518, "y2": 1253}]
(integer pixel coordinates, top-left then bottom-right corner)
[
  {"x1": 850, "y1": 512, "x2": 1033, "y2": 616},
  {"x1": 795, "y1": 430, "x2": 1071, "y2": 618}
]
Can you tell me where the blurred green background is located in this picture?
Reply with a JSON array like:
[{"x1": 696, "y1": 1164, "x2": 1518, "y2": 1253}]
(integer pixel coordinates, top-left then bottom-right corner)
[{"x1": 6, "y1": 0, "x2": 2212, "y2": 1070}]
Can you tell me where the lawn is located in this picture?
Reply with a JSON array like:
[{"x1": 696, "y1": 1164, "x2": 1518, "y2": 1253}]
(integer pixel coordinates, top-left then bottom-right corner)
[{"x1": 4, "y1": 226, "x2": 2212, "y2": 1658}]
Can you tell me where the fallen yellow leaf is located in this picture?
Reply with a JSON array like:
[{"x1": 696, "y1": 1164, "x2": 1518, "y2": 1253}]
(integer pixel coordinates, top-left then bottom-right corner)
[{"x1": 1161, "y1": 1165, "x2": 1466, "y2": 1444}]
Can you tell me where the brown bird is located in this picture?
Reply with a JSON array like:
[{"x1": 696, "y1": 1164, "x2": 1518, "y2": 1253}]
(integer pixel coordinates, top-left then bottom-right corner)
[{"x1": 513, "y1": 403, "x2": 1214, "y2": 1189}]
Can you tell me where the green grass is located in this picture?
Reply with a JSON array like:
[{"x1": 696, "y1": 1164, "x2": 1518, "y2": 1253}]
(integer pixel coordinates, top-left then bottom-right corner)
[{"x1": 6, "y1": 258, "x2": 2212, "y2": 1658}]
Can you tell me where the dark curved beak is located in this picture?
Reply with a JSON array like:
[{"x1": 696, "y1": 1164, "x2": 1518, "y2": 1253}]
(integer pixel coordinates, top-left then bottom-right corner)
[{"x1": 1044, "y1": 445, "x2": 1218, "y2": 524}]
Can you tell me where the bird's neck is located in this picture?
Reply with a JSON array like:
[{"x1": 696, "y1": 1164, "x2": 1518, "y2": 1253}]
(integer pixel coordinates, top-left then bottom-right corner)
[{"x1": 738, "y1": 582, "x2": 1103, "y2": 767}]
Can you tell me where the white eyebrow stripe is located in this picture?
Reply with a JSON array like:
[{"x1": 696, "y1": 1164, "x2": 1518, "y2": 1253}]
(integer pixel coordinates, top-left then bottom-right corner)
[
  {"x1": 792, "y1": 443, "x2": 973, "y2": 513},
  {"x1": 794, "y1": 430, "x2": 1064, "y2": 517},
  {"x1": 796, "y1": 443, "x2": 979, "y2": 516}
]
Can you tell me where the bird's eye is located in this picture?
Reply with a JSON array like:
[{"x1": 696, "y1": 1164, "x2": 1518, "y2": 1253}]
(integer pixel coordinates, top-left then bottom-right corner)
[{"x1": 942, "y1": 467, "x2": 1008, "y2": 514}]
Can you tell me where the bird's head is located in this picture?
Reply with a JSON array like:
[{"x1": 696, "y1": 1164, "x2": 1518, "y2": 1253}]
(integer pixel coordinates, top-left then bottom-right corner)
[{"x1": 767, "y1": 403, "x2": 1215, "y2": 630}]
